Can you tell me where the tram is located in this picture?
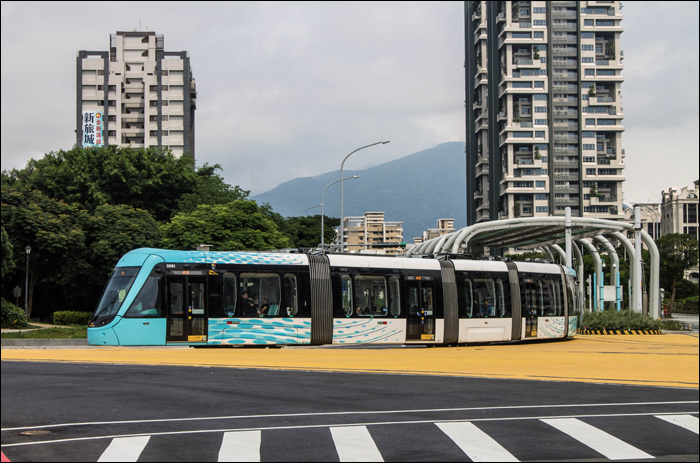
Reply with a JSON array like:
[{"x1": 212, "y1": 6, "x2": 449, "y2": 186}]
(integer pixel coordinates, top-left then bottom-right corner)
[{"x1": 88, "y1": 248, "x2": 579, "y2": 346}]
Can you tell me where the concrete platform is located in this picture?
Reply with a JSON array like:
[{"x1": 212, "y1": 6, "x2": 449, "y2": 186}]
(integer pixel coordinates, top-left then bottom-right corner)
[{"x1": 2, "y1": 334, "x2": 698, "y2": 389}]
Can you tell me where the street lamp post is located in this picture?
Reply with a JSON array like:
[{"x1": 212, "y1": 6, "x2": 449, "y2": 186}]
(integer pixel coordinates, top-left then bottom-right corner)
[
  {"x1": 340, "y1": 141, "x2": 389, "y2": 253},
  {"x1": 322, "y1": 176, "x2": 360, "y2": 254},
  {"x1": 298, "y1": 204, "x2": 321, "y2": 217},
  {"x1": 24, "y1": 245, "x2": 31, "y2": 318}
]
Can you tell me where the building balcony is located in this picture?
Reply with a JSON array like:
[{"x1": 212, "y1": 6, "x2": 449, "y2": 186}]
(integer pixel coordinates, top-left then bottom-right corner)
[
  {"x1": 588, "y1": 96, "x2": 615, "y2": 105},
  {"x1": 477, "y1": 201, "x2": 490, "y2": 212},
  {"x1": 476, "y1": 164, "x2": 489, "y2": 176},
  {"x1": 554, "y1": 160, "x2": 579, "y2": 168},
  {"x1": 590, "y1": 196, "x2": 618, "y2": 204},
  {"x1": 121, "y1": 113, "x2": 144, "y2": 122}
]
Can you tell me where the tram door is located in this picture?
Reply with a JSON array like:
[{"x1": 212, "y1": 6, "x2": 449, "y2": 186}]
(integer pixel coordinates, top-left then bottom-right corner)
[
  {"x1": 166, "y1": 276, "x2": 208, "y2": 342},
  {"x1": 406, "y1": 277, "x2": 435, "y2": 341},
  {"x1": 521, "y1": 278, "x2": 540, "y2": 338}
]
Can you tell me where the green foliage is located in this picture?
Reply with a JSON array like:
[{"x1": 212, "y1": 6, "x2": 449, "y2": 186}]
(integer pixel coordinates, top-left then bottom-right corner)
[
  {"x1": 177, "y1": 163, "x2": 250, "y2": 214},
  {"x1": 52, "y1": 310, "x2": 92, "y2": 326},
  {"x1": 283, "y1": 215, "x2": 340, "y2": 248},
  {"x1": 670, "y1": 279, "x2": 699, "y2": 300},
  {"x1": 1, "y1": 297, "x2": 27, "y2": 329},
  {"x1": 160, "y1": 201, "x2": 291, "y2": 251},
  {"x1": 83, "y1": 204, "x2": 161, "y2": 282},
  {"x1": 1, "y1": 226, "x2": 15, "y2": 280},
  {"x1": 1, "y1": 186, "x2": 88, "y2": 319},
  {"x1": 657, "y1": 233, "x2": 699, "y2": 315},
  {"x1": 581, "y1": 309, "x2": 661, "y2": 331},
  {"x1": 3, "y1": 146, "x2": 199, "y2": 222}
]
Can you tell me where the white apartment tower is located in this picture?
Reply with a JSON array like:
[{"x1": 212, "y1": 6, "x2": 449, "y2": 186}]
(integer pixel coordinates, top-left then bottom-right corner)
[
  {"x1": 77, "y1": 31, "x2": 196, "y2": 158},
  {"x1": 465, "y1": 1, "x2": 625, "y2": 225}
]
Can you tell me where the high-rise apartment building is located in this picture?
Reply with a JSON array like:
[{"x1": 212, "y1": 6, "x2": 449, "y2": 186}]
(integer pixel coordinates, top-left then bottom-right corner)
[
  {"x1": 77, "y1": 31, "x2": 196, "y2": 158},
  {"x1": 465, "y1": 1, "x2": 625, "y2": 225},
  {"x1": 337, "y1": 212, "x2": 404, "y2": 255}
]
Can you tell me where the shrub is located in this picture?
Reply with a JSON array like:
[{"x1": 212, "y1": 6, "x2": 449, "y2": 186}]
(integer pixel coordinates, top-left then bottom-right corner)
[
  {"x1": 1, "y1": 298, "x2": 28, "y2": 329},
  {"x1": 582, "y1": 309, "x2": 661, "y2": 331},
  {"x1": 52, "y1": 310, "x2": 92, "y2": 326}
]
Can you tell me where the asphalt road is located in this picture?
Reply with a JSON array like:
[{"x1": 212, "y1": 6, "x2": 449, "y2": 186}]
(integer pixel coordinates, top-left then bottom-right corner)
[{"x1": 2, "y1": 361, "x2": 698, "y2": 462}]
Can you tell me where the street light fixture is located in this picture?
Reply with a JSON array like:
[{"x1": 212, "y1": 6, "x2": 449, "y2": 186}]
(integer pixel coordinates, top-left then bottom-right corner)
[
  {"x1": 24, "y1": 246, "x2": 31, "y2": 318},
  {"x1": 632, "y1": 203, "x2": 660, "y2": 239},
  {"x1": 322, "y1": 175, "x2": 360, "y2": 254},
  {"x1": 297, "y1": 204, "x2": 321, "y2": 217},
  {"x1": 340, "y1": 141, "x2": 389, "y2": 253}
]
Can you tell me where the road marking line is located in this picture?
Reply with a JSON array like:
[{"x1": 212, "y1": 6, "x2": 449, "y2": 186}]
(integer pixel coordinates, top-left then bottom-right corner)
[
  {"x1": 330, "y1": 426, "x2": 383, "y2": 462},
  {"x1": 436, "y1": 422, "x2": 519, "y2": 462},
  {"x1": 2, "y1": 401, "x2": 696, "y2": 432},
  {"x1": 655, "y1": 414, "x2": 699, "y2": 434},
  {"x1": 97, "y1": 436, "x2": 150, "y2": 462},
  {"x1": 541, "y1": 418, "x2": 653, "y2": 460},
  {"x1": 218, "y1": 430, "x2": 260, "y2": 462},
  {"x1": 3, "y1": 411, "x2": 698, "y2": 449}
]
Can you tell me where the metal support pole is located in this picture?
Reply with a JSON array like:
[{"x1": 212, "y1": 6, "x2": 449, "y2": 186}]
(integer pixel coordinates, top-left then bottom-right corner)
[
  {"x1": 578, "y1": 239, "x2": 602, "y2": 312},
  {"x1": 565, "y1": 206, "x2": 572, "y2": 268},
  {"x1": 634, "y1": 207, "x2": 643, "y2": 314}
]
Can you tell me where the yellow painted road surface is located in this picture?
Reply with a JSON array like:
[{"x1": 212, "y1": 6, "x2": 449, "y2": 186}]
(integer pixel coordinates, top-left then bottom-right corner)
[{"x1": 2, "y1": 335, "x2": 698, "y2": 389}]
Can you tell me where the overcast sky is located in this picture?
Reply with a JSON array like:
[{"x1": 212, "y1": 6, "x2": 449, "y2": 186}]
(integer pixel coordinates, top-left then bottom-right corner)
[{"x1": 1, "y1": 1, "x2": 698, "y2": 205}]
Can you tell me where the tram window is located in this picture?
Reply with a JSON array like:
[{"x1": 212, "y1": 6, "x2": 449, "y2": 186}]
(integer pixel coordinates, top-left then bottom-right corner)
[
  {"x1": 93, "y1": 267, "x2": 139, "y2": 320},
  {"x1": 284, "y1": 274, "x2": 298, "y2": 317},
  {"x1": 223, "y1": 273, "x2": 237, "y2": 317},
  {"x1": 239, "y1": 273, "x2": 281, "y2": 317},
  {"x1": 354, "y1": 276, "x2": 388, "y2": 317},
  {"x1": 125, "y1": 276, "x2": 163, "y2": 317},
  {"x1": 459, "y1": 278, "x2": 474, "y2": 318},
  {"x1": 495, "y1": 279, "x2": 510, "y2": 317},
  {"x1": 389, "y1": 276, "x2": 401, "y2": 317},
  {"x1": 191, "y1": 281, "x2": 205, "y2": 315},
  {"x1": 341, "y1": 275, "x2": 353, "y2": 317},
  {"x1": 473, "y1": 278, "x2": 496, "y2": 317},
  {"x1": 170, "y1": 282, "x2": 184, "y2": 315}
]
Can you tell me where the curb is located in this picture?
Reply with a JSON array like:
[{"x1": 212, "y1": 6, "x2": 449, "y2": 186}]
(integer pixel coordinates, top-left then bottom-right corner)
[
  {"x1": 1, "y1": 339, "x2": 88, "y2": 347},
  {"x1": 579, "y1": 329, "x2": 661, "y2": 335}
]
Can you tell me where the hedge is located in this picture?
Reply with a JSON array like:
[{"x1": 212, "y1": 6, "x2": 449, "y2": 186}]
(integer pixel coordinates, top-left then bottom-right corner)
[
  {"x1": 1, "y1": 298, "x2": 28, "y2": 329},
  {"x1": 581, "y1": 309, "x2": 661, "y2": 331},
  {"x1": 52, "y1": 311, "x2": 92, "y2": 326}
]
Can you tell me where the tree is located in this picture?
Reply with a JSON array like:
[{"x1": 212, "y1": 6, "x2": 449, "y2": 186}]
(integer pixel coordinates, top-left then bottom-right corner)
[
  {"x1": 283, "y1": 215, "x2": 340, "y2": 248},
  {"x1": 160, "y1": 201, "x2": 291, "y2": 251},
  {"x1": 3, "y1": 146, "x2": 199, "y2": 222},
  {"x1": 177, "y1": 163, "x2": 250, "y2": 214},
  {"x1": 1, "y1": 227, "x2": 15, "y2": 281},
  {"x1": 1, "y1": 185, "x2": 87, "y2": 319},
  {"x1": 657, "y1": 234, "x2": 699, "y2": 316}
]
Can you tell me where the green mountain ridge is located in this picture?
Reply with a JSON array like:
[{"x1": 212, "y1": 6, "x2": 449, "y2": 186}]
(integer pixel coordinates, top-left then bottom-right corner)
[{"x1": 251, "y1": 142, "x2": 467, "y2": 243}]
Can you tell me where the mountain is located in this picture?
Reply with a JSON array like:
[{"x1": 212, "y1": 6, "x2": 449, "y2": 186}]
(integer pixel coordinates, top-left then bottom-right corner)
[{"x1": 251, "y1": 142, "x2": 467, "y2": 243}]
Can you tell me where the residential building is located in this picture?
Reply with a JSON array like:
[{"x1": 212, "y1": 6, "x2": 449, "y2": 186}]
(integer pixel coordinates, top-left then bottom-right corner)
[
  {"x1": 465, "y1": 1, "x2": 625, "y2": 226},
  {"x1": 337, "y1": 212, "x2": 404, "y2": 255},
  {"x1": 414, "y1": 218, "x2": 455, "y2": 244},
  {"x1": 77, "y1": 31, "x2": 196, "y2": 158},
  {"x1": 661, "y1": 180, "x2": 699, "y2": 241}
]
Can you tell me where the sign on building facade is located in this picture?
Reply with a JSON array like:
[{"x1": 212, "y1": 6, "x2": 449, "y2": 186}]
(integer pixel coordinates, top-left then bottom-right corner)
[{"x1": 82, "y1": 111, "x2": 104, "y2": 147}]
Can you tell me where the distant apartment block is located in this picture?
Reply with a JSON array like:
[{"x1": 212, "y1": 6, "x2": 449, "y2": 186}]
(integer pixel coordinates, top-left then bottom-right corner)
[
  {"x1": 661, "y1": 180, "x2": 699, "y2": 241},
  {"x1": 414, "y1": 219, "x2": 455, "y2": 244},
  {"x1": 77, "y1": 31, "x2": 196, "y2": 158},
  {"x1": 465, "y1": 1, "x2": 625, "y2": 225},
  {"x1": 337, "y1": 212, "x2": 404, "y2": 255}
]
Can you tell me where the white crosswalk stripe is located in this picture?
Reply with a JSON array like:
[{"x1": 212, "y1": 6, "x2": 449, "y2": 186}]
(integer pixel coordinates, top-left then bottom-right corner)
[
  {"x1": 330, "y1": 425, "x2": 384, "y2": 462},
  {"x1": 218, "y1": 430, "x2": 262, "y2": 462},
  {"x1": 436, "y1": 422, "x2": 519, "y2": 462},
  {"x1": 655, "y1": 414, "x2": 699, "y2": 434},
  {"x1": 97, "y1": 436, "x2": 150, "y2": 462},
  {"x1": 541, "y1": 418, "x2": 653, "y2": 460}
]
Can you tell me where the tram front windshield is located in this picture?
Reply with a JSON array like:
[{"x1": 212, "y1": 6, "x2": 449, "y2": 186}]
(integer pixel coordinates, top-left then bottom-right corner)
[{"x1": 92, "y1": 267, "x2": 140, "y2": 324}]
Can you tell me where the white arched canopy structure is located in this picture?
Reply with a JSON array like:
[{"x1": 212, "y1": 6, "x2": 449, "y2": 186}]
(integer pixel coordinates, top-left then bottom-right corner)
[{"x1": 405, "y1": 211, "x2": 659, "y2": 318}]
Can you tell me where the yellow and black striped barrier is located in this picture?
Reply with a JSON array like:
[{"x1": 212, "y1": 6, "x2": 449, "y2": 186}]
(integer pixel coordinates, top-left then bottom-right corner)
[{"x1": 579, "y1": 329, "x2": 661, "y2": 335}]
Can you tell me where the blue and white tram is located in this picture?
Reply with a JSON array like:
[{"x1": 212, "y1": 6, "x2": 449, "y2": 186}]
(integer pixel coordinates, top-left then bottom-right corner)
[{"x1": 88, "y1": 248, "x2": 579, "y2": 346}]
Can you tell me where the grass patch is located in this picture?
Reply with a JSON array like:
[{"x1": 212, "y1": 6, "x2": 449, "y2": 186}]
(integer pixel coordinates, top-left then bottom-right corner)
[{"x1": 1, "y1": 325, "x2": 87, "y2": 339}]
